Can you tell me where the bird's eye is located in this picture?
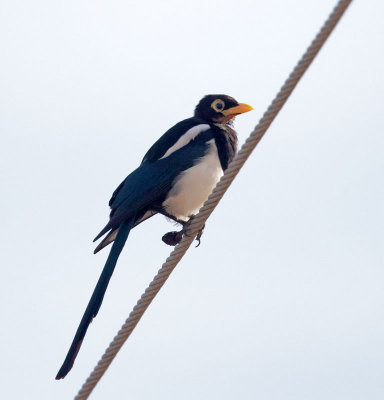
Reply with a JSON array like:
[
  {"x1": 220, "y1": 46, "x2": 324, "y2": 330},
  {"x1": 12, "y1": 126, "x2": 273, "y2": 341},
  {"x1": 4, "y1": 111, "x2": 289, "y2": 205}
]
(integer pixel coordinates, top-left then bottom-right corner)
[{"x1": 211, "y1": 99, "x2": 225, "y2": 112}]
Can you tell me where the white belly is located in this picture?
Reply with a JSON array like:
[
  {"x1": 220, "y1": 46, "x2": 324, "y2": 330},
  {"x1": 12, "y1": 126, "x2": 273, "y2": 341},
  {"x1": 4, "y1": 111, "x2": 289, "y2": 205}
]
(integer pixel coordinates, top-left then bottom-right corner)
[{"x1": 162, "y1": 140, "x2": 223, "y2": 221}]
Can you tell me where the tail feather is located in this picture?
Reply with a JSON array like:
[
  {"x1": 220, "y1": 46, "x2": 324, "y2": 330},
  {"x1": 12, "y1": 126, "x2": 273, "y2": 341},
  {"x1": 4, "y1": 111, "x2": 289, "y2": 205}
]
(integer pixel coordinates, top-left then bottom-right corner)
[
  {"x1": 55, "y1": 217, "x2": 135, "y2": 380},
  {"x1": 94, "y1": 229, "x2": 119, "y2": 254},
  {"x1": 93, "y1": 223, "x2": 112, "y2": 243},
  {"x1": 93, "y1": 210, "x2": 158, "y2": 254}
]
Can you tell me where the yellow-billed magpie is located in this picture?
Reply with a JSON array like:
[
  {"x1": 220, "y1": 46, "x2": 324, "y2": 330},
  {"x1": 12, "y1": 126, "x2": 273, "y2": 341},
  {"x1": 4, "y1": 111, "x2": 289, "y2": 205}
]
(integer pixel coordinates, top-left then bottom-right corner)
[{"x1": 56, "y1": 94, "x2": 253, "y2": 379}]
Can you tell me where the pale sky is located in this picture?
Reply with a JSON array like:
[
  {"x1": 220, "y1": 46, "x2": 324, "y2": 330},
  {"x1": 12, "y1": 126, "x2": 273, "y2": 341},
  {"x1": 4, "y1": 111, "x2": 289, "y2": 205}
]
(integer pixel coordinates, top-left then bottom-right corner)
[{"x1": 1, "y1": 1, "x2": 383, "y2": 399}]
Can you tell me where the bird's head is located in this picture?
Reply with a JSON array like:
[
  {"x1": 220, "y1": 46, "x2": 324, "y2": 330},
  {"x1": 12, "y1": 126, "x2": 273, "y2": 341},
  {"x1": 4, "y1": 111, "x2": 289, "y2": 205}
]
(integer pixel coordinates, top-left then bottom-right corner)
[{"x1": 194, "y1": 94, "x2": 253, "y2": 124}]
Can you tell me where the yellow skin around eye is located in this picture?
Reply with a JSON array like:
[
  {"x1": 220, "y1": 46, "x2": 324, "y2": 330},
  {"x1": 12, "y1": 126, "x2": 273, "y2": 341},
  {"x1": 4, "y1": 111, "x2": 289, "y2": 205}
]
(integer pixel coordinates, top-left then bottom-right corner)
[{"x1": 211, "y1": 99, "x2": 225, "y2": 112}]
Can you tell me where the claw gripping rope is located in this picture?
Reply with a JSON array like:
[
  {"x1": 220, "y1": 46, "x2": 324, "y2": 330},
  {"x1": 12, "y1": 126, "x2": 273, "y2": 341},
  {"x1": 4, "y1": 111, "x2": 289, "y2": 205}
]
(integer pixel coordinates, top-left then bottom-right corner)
[{"x1": 74, "y1": 1, "x2": 353, "y2": 398}]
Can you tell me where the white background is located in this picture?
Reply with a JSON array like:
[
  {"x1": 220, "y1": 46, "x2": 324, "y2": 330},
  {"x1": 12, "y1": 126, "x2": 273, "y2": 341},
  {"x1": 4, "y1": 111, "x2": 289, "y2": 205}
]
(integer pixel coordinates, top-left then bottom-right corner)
[{"x1": 1, "y1": 0, "x2": 383, "y2": 399}]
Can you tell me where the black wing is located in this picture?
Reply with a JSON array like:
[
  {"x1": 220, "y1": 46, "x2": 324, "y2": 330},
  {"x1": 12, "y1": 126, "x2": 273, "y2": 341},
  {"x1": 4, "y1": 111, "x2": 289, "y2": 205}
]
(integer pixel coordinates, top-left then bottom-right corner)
[
  {"x1": 107, "y1": 117, "x2": 202, "y2": 213},
  {"x1": 141, "y1": 117, "x2": 204, "y2": 163},
  {"x1": 94, "y1": 130, "x2": 214, "y2": 241}
]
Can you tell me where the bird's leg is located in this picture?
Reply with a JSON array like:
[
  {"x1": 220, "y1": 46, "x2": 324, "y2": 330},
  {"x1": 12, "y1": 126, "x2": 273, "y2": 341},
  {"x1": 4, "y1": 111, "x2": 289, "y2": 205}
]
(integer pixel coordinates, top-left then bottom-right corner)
[
  {"x1": 151, "y1": 206, "x2": 184, "y2": 225},
  {"x1": 152, "y1": 206, "x2": 187, "y2": 246}
]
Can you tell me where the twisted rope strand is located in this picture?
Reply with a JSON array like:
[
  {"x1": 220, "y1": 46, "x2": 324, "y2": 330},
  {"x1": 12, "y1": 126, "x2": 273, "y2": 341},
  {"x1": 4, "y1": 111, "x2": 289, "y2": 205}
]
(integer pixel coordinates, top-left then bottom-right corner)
[{"x1": 74, "y1": 1, "x2": 352, "y2": 398}]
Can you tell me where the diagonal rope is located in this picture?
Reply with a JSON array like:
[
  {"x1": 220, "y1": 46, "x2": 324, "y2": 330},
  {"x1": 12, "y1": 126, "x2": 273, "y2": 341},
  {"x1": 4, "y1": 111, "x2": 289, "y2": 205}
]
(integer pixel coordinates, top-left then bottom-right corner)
[{"x1": 74, "y1": 1, "x2": 352, "y2": 398}]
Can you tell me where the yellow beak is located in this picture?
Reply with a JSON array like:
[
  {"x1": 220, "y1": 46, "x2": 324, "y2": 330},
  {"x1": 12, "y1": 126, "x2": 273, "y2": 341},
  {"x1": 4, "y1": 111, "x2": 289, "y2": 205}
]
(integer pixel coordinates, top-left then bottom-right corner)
[{"x1": 222, "y1": 103, "x2": 253, "y2": 117}]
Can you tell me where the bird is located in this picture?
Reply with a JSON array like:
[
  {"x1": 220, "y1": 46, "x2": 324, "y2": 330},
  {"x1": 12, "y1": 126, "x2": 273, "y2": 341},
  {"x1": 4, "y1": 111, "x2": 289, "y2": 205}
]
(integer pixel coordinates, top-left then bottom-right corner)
[{"x1": 55, "y1": 94, "x2": 253, "y2": 379}]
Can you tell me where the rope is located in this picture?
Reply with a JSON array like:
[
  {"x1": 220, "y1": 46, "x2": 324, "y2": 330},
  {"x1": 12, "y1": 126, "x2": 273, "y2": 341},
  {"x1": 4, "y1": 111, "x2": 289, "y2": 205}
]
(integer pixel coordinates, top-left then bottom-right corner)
[{"x1": 74, "y1": 1, "x2": 352, "y2": 398}]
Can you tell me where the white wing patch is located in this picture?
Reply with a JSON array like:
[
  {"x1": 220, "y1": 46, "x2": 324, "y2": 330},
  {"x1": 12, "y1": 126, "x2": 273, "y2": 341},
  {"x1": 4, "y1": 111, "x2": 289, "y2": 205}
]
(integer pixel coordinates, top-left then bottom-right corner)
[
  {"x1": 160, "y1": 124, "x2": 210, "y2": 159},
  {"x1": 162, "y1": 139, "x2": 223, "y2": 221}
]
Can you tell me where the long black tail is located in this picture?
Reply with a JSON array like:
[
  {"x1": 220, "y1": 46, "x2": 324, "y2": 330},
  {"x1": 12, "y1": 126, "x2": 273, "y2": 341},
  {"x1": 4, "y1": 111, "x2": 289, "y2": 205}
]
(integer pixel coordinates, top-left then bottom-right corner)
[{"x1": 55, "y1": 218, "x2": 135, "y2": 379}]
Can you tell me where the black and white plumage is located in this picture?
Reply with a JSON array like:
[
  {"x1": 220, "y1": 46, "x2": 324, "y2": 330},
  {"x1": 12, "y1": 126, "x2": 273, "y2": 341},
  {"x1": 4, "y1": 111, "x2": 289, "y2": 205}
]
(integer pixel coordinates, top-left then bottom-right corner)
[{"x1": 56, "y1": 94, "x2": 253, "y2": 379}]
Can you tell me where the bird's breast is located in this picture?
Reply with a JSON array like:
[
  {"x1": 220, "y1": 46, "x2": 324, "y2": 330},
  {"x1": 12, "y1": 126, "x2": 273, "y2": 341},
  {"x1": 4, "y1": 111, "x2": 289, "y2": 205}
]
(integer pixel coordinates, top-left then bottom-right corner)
[{"x1": 162, "y1": 139, "x2": 223, "y2": 221}]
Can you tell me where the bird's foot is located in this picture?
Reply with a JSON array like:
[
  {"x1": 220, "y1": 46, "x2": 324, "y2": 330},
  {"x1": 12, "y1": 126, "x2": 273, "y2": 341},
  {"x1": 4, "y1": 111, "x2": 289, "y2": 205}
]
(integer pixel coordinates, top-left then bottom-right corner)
[
  {"x1": 162, "y1": 217, "x2": 205, "y2": 247},
  {"x1": 195, "y1": 224, "x2": 205, "y2": 247},
  {"x1": 162, "y1": 230, "x2": 183, "y2": 246},
  {"x1": 186, "y1": 216, "x2": 205, "y2": 247}
]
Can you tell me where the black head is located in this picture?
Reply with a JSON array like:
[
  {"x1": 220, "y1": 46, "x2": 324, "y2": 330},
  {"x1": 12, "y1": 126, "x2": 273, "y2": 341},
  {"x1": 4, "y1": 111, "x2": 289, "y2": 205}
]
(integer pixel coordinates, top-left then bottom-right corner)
[{"x1": 194, "y1": 94, "x2": 253, "y2": 123}]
